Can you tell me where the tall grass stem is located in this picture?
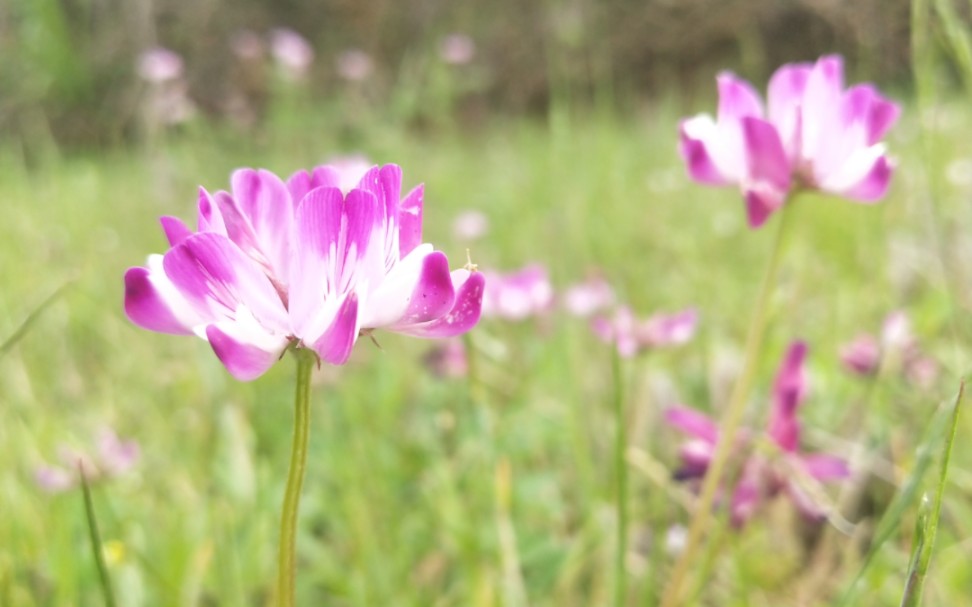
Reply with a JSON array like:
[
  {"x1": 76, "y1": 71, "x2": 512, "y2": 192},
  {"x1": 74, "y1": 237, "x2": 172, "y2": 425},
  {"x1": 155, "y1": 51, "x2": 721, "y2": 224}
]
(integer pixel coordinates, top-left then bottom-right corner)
[
  {"x1": 80, "y1": 462, "x2": 116, "y2": 607},
  {"x1": 276, "y1": 348, "x2": 315, "y2": 606},
  {"x1": 660, "y1": 204, "x2": 791, "y2": 607},
  {"x1": 612, "y1": 347, "x2": 627, "y2": 607}
]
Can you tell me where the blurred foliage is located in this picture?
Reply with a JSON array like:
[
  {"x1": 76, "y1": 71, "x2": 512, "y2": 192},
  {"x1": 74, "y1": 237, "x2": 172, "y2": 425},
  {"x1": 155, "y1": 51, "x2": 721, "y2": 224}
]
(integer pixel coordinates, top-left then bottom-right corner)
[{"x1": 0, "y1": 0, "x2": 954, "y2": 149}]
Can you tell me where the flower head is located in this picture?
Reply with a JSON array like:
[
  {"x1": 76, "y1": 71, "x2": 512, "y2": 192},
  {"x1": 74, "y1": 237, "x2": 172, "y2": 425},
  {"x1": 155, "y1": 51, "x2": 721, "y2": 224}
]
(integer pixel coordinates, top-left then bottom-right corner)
[
  {"x1": 592, "y1": 306, "x2": 698, "y2": 357},
  {"x1": 562, "y1": 275, "x2": 615, "y2": 318},
  {"x1": 839, "y1": 310, "x2": 938, "y2": 386},
  {"x1": 270, "y1": 28, "x2": 314, "y2": 80},
  {"x1": 679, "y1": 55, "x2": 900, "y2": 227},
  {"x1": 666, "y1": 341, "x2": 849, "y2": 526},
  {"x1": 36, "y1": 429, "x2": 140, "y2": 494},
  {"x1": 125, "y1": 163, "x2": 485, "y2": 381},
  {"x1": 137, "y1": 47, "x2": 184, "y2": 84},
  {"x1": 336, "y1": 49, "x2": 373, "y2": 82},
  {"x1": 480, "y1": 264, "x2": 554, "y2": 321},
  {"x1": 440, "y1": 34, "x2": 476, "y2": 66}
]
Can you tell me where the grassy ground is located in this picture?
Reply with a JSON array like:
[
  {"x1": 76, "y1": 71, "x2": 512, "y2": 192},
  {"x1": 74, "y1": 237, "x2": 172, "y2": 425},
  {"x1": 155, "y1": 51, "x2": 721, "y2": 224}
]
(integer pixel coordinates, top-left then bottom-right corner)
[{"x1": 2, "y1": 95, "x2": 972, "y2": 606}]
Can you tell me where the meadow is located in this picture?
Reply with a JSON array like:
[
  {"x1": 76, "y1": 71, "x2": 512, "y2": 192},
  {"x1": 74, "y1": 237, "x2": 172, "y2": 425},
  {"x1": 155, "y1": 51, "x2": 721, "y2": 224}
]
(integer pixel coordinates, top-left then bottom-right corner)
[{"x1": 2, "y1": 83, "x2": 972, "y2": 606}]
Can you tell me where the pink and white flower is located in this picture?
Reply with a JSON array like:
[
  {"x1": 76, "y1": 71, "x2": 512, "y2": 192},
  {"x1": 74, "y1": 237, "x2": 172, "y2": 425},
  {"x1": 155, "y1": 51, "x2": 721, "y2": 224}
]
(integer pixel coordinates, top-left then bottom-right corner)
[
  {"x1": 592, "y1": 306, "x2": 697, "y2": 357},
  {"x1": 36, "y1": 429, "x2": 140, "y2": 494},
  {"x1": 679, "y1": 55, "x2": 900, "y2": 227},
  {"x1": 839, "y1": 310, "x2": 939, "y2": 386},
  {"x1": 137, "y1": 47, "x2": 184, "y2": 84},
  {"x1": 562, "y1": 275, "x2": 615, "y2": 318},
  {"x1": 666, "y1": 342, "x2": 849, "y2": 526},
  {"x1": 270, "y1": 28, "x2": 314, "y2": 80},
  {"x1": 480, "y1": 264, "x2": 554, "y2": 321},
  {"x1": 125, "y1": 164, "x2": 484, "y2": 381}
]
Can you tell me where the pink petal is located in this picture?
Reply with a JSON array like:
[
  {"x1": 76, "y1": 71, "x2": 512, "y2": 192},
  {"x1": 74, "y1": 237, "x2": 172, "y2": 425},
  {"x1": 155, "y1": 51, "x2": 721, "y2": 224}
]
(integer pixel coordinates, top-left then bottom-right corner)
[
  {"x1": 767, "y1": 341, "x2": 808, "y2": 452},
  {"x1": 398, "y1": 184, "x2": 424, "y2": 258},
  {"x1": 678, "y1": 118, "x2": 731, "y2": 186},
  {"x1": 716, "y1": 72, "x2": 764, "y2": 123},
  {"x1": 160, "y1": 216, "x2": 193, "y2": 246},
  {"x1": 800, "y1": 55, "x2": 845, "y2": 161},
  {"x1": 842, "y1": 84, "x2": 901, "y2": 144},
  {"x1": 742, "y1": 117, "x2": 791, "y2": 227},
  {"x1": 230, "y1": 168, "x2": 295, "y2": 280},
  {"x1": 390, "y1": 251, "x2": 456, "y2": 326},
  {"x1": 309, "y1": 293, "x2": 360, "y2": 364},
  {"x1": 206, "y1": 324, "x2": 286, "y2": 381},
  {"x1": 288, "y1": 187, "x2": 345, "y2": 339},
  {"x1": 664, "y1": 406, "x2": 719, "y2": 444},
  {"x1": 124, "y1": 265, "x2": 195, "y2": 335},
  {"x1": 162, "y1": 233, "x2": 289, "y2": 333},
  {"x1": 395, "y1": 270, "x2": 485, "y2": 338},
  {"x1": 766, "y1": 63, "x2": 811, "y2": 161},
  {"x1": 800, "y1": 454, "x2": 850, "y2": 481},
  {"x1": 824, "y1": 149, "x2": 893, "y2": 202},
  {"x1": 196, "y1": 187, "x2": 226, "y2": 234}
]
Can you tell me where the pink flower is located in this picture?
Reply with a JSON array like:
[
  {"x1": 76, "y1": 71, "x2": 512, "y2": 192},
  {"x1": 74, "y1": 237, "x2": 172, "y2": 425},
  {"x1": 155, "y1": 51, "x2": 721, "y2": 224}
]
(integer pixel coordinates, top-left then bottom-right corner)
[
  {"x1": 36, "y1": 430, "x2": 140, "y2": 494},
  {"x1": 562, "y1": 275, "x2": 615, "y2": 318},
  {"x1": 480, "y1": 264, "x2": 554, "y2": 321},
  {"x1": 124, "y1": 164, "x2": 485, "y2": 381},
  {"x1": 679, "y1": 55, "x2": 900, "y2": 228},
  {"x1": 336, "y1": 49, "x2": 373, "y2": 82},
  {"x1": 666, "y1": 342, "x2": 849, "y2": 526},
  {"x1": 270, "y1": 28, "x2": 314, "y2": 80},
  {"x1": 440, "y1": 34, "x2": 476, "y2": 66},
  {"x1": 137, "y1": 47, "x2": 184, "y2": 83},
  {"x1": 592, "y1": 306, "x2": 697, "y2": 357},
  {"x1": 839, "y1": 311, "x2": 938, "y2": 386},
  {"x1": 452, "y1": 210, "x2": 490, "y2": 241},
  {"x1": 423, "y1": 339, "x2": 468, "y2": 378}
]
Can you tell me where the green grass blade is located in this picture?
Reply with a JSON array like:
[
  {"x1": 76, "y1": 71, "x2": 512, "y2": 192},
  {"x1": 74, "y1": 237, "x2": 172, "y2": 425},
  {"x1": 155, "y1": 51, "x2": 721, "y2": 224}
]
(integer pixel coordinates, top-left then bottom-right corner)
[
  {"x1": 0, "y1": 281, "x2": 73, "y2": 357},
  {"x1": 79, "y1": 462, "x2": 117, "y2": 607},
  {"x1": 837, "y1": 386, "x2": 960, "y2": 606},
  {"x1": 900, "y1": 382, "x2": 963, "y2": 607}
]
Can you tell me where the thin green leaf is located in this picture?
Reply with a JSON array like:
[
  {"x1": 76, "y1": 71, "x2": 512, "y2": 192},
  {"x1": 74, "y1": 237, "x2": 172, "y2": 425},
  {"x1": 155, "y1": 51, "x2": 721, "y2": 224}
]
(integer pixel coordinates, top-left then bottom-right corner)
[{"x1": 79, "y1": 462, "x2": 117, "y2": 607}]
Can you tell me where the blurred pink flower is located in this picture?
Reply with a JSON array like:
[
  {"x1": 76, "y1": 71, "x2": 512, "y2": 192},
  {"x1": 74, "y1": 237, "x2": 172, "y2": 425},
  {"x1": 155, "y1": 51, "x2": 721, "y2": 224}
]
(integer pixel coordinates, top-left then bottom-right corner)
[
  {"x1": 137, "y1": 47, "x2": 184, "y2": 83},
  {"x1": 270, "y1": 28, "x2": 314, "y2": 80},
  {"x1": 562, "y1": 275, "x2": 615, "y2": 318},
  {"x1": 231, "y1": 29, "x2": 266, "y2": 61},
  {"x1": 680, "y1": 55, "x2": 900, "y2": 227},
  {"x1": 124, "y1": 163, "x2": 484, "y2": 381},
  {"x1": 440, "y1": 34, "x2": 476, "y2": 65},
  {"x1": 337, "y1": 49, "x2": 373, "y2": 82},
  {"x1": 36, "y1": 430, "x2": 139, "y2": 494},
  {"x1": 480, "y1": 264, "x2": 554, "y2": 321},
  {"x1": 592, "y1": 306, "x2": 697, "y2": 357},
  {"x1": 423, "y1": 339, "x2": 468, "y2": 378},
  {"x1": 321, "y1": 154, "x2": 373, "y2": 193},
  {"x1": 452, "y1": 210, "x2": 490, "y2": 241},
  {"x1": 667, "y1": 342, "x2": 849, "y2": 526},
  {"x1": 839, "y1": 310, "x2": 938, "y2": 386}
]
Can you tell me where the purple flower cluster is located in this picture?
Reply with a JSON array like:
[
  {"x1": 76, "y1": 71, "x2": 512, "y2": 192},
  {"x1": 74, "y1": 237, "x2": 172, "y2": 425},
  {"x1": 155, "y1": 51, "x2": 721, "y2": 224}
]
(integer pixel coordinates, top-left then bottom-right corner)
[{"x1": 666, "y1": 342, "x2": 849, "y2": 526}]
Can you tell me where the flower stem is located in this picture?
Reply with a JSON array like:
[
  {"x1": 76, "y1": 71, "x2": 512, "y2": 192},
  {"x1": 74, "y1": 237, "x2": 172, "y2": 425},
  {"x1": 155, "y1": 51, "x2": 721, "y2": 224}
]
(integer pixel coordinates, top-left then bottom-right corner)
[
  {"x1": 612, "y1": 346, "x2": 628, "y2": 607},
  {"x1": 79, "y1": 462, "x2": 116, "y2": 607},
  {"x1": 660, "y1": 206, "x2": 791, "y2": 607},
  {"x1": 276, "y1": 348, "x2": 315, "y2": 607}
]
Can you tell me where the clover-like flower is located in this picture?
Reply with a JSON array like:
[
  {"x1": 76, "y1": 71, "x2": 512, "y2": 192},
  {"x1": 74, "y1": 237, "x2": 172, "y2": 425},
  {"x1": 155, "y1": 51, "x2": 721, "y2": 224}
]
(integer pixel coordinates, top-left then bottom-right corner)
[
  {"x1": 125, "y1": 163, "x2": 484, "y2": 381},
  {"x1": 592, "y1": 306, "x2": 697, "y2": 358},
  {"x1": 666, "y1": 342, "x2": 849, "y2": 525},
  {"x1": 480, "y1": 264, "x2": 554, "y2": 321},
  {"x1": 679, "y1": 55, "x2": 900, "y2": 227}
]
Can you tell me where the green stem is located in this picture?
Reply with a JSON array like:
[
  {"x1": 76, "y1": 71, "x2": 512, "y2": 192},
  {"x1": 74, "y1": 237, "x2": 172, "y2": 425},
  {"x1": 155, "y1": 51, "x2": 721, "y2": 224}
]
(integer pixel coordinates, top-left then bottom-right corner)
[
  {"x1": 79, "y1": 462, "x2": 116, "y2": 607},
  {"x1": 613, "y1": 347, "x2": 628, "y2": 607},
  {"x1": 276, "y1": 348, "x2": 315, "y2": 607},
  {"x1": 660, "y1": 205, "x2": 791, "y2": 607}
]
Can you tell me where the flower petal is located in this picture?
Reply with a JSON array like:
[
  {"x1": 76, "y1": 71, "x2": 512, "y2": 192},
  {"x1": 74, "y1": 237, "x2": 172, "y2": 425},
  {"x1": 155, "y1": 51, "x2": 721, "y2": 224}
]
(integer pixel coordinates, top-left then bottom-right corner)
[
  {"x1": 679, "y1": 116, "x2": 732, "y2": 185},
  {"x1": 160, "y1": 216, "x2": 192, "y2": 246},
  {"x1": 230, "y1": 168, "x2": 295, "y2": 280},
  {"x1": 767, "y1": 63, "x2": 811, "y2": 161},
  {"x1": 664, "y1": 406, "x2": 719, "y2": 444},
  {"x1": 206, "y1": 324, "x2": 287, "y2": 381},
  {"x1": 741, "y1": 117, "x2": 791, "y2": 227},
  {"x1": 124, "y1": 262, "x2": 196, "y2": 335},
  {"x1": 395, "y1": 270, "x2": 484, "y2": 338},
  {"x1": 767, "y1": 341, "x2": 808, "y2": 452},
  {"x1": 398, "y1": 184, "x2": 424, "y2": 258},
  {"x1": 800, "y1": 454, "x2": 850, "y2": 481},
  {"x1": 364, "y1": 249, "x2": 455, "y2": 329},
  {"x1": 716, "y1": 72, "x2": 764, "y2": 123},
  {"x1": 309, "y1": 293, "x2": 360, "y2": 364},
  {"x1": 819, "y1": 145, "x2": 893, "y2": 202}
]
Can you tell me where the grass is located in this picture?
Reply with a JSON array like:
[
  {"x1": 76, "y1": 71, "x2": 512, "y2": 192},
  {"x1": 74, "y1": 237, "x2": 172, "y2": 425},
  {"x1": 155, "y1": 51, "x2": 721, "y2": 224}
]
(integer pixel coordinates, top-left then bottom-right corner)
[{"x1": 2, "y1": 92, "x2": 972, "y2": 606}]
